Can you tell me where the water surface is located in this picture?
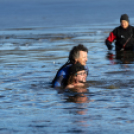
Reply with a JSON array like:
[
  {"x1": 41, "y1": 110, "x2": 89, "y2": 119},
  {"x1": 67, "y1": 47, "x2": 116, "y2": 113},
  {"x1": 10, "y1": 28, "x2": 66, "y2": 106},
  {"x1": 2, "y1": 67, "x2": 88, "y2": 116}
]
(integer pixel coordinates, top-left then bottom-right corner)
[{"x1": 0, "y1": 0, "x2": 134, "y2": 134}]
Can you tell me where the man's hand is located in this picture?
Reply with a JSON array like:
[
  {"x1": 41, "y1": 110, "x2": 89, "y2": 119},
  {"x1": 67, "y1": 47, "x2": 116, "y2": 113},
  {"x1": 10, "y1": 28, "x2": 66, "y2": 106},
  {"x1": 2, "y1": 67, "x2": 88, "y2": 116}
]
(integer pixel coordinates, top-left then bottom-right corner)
[{"x1": 105, "y1": 40, "x2": 113, "y2": 50}]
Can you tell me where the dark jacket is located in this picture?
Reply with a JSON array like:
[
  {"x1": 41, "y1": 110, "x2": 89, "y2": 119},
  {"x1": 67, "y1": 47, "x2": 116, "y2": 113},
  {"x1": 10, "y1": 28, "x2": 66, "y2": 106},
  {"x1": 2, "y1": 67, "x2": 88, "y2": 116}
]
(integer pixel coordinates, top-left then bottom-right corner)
[
  {"x1": 105, "y1": 25, "x2": 134, "y2": 51},
  {"x1": 52, "y1": 64, "x2": 89, "y2": 88}
]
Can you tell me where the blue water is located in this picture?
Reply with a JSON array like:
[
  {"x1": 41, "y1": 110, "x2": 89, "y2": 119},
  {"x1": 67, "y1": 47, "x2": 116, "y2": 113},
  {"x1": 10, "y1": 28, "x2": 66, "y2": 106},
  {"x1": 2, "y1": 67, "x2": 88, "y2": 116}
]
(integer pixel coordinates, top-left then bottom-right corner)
[
  {"x1": 0, "y1": 0, "x2": 134, "y2": 134},
  {"x1": 0, "y1": 0, "x2": 134, "y2": 29}
]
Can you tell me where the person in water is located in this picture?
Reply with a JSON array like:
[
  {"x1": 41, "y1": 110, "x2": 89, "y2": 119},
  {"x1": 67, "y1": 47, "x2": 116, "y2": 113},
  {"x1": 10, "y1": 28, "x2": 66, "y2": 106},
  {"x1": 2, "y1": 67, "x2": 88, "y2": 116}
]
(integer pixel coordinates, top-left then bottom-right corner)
[
  {"x1": 52, "y1": 44, "x2": 88, "y2": 88},
  {"x1": 105, "y1": 14, "x2": 134, "y2": 51},
  {"x1": 65, "y1": 62, "x2": 88, "y2": 89}
]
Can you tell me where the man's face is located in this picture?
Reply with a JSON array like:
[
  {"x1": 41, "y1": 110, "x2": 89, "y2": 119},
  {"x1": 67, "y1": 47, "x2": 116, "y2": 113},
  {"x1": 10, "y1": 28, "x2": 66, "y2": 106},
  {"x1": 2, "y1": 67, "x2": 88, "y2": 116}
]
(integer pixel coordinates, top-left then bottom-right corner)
[
  {"x1": 75, "y1": 70, "x2": 87, "y2": 83},
  {"x1": 121, "y1": 20, "x2": 129, "y2": 29},
  {"x1": 76, "y1": 51, "x2": 88, "y2": 65}
]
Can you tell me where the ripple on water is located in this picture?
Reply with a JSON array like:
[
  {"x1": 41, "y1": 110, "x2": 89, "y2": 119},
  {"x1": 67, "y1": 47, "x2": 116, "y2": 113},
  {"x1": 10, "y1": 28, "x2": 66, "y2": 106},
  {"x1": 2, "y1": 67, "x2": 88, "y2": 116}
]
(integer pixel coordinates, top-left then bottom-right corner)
[{"x1": 0, "y1": 25, "x2": 134, "y2": 134}]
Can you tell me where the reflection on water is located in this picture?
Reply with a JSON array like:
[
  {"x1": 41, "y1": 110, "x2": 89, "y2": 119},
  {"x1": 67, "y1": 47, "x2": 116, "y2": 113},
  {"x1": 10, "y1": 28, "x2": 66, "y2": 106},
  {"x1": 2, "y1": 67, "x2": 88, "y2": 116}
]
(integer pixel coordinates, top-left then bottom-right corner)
[
  {"x1": 65, "y1": 87, "x2": 90, "y2": 103},
  {"x1": 0, "y1": 25, "x2": 134, "y2": 134},
  {"x1": 107, "y1": 51, "x2": 134, "y2": 64}
]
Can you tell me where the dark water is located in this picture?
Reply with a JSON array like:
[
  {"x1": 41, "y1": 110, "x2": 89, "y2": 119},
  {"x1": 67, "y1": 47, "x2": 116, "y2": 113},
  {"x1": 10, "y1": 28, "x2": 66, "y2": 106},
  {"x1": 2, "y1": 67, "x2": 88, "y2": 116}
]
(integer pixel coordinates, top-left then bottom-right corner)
[{"x1": 1, "y1": 0, "x2": 134, "y2": 134}]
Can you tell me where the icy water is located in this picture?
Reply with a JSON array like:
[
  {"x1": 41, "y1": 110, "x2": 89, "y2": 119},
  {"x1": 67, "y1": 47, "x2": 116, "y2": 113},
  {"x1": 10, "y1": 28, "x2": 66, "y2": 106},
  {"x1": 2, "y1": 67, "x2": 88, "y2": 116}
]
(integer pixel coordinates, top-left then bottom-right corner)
[{"x1": 1, "y1": 0, "x2": 134, "y2": 134}]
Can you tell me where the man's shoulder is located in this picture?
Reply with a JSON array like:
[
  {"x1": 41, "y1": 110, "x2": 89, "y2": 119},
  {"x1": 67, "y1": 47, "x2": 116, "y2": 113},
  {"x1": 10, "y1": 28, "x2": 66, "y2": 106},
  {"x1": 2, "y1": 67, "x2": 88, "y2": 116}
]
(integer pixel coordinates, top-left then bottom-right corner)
[
  {"x1": 112, "y1": 26, "x2": 121, "y2": 35},
  {"x1": 57, "y1": 64, "x2": 72, "y2": 76},
  {"x1": 129, "y1": 25, "x2": 134, "y2": 28},
  {"x1": 129, "y1": 25, "x2": 134, "y2": 30},
  {"x1": 60, "y1": 64, "x2": 72, "y2": 71},
  {"x1": 113, "y1": 26, "x2": 120, "y2": 31}
]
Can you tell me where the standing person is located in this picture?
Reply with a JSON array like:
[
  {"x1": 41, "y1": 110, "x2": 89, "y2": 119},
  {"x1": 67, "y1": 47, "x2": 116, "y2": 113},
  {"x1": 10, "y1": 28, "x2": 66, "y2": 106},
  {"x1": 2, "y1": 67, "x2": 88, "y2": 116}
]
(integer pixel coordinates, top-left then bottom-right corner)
[
  {"x1": 105, "y1": 14, "x2": 134, "y2": 51},
  {"x1": 52, "y1": 44, "x2": 88, "y2": 88},
  {"x1": 65, "y1": 62, "x2": 88, "y2": 89}
]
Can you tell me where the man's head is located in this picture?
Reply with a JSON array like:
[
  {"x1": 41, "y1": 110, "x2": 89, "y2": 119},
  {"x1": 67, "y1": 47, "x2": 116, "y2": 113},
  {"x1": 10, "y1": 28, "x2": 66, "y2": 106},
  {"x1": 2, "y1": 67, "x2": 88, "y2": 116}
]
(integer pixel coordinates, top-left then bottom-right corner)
[
  {"x1": 69, "y1": 44, "x2": 88, "y2": 65},
  {"x1": 120, "y1": 14, "x2": 129, "y2": 29}
]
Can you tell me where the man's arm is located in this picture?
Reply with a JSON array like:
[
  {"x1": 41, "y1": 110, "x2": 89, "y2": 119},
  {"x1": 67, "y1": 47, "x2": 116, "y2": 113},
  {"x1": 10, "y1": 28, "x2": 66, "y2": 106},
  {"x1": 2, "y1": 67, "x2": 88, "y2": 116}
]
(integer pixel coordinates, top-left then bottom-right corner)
[
  {"x1": 105, "y1": 31, "x2": 116, "y2": 50},
  {"x1": 53, "y1": 75, "x2": 64, "y2": 88},
  {"x1": 53, "y1": 65, "x2": 70, "y2": 88},
  {"x1": 105, "y1": 39, "x2": 113, "y2": 50}
]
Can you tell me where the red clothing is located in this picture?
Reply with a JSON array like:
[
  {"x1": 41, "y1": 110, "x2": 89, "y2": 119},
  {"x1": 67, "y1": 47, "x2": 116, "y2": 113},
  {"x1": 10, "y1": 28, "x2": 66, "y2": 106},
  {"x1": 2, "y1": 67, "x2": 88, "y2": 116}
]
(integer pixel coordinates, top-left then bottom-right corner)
[{"x1": 105, "y1": 25, "x2": 134, "y2": 51}]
